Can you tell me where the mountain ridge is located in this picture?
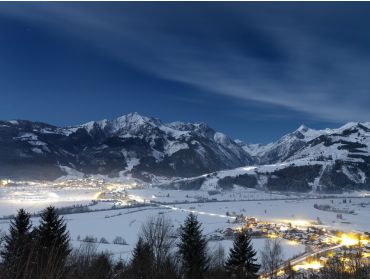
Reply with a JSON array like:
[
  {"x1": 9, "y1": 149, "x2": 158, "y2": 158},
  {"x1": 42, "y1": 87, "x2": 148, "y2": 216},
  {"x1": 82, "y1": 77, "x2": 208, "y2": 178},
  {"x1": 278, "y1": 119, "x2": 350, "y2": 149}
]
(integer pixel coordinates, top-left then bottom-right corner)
[
  {"x1": 0, "y1": 113, "x2": 252, "y2": 181},
  {"x1": 169, "y1": 122, "x2": 370, "y2": 193},
  {"x1": 1, "y1": 114, "x2": 369, "y2": 193}
]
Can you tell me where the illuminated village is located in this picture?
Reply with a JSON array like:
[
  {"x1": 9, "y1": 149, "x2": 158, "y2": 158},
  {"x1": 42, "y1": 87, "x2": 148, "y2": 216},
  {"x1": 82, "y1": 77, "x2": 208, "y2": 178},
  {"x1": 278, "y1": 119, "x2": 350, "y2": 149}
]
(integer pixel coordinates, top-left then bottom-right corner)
[
  {"x1": 1, "y1": 177, "x2": 370, "y2": 278},
  {"x1": 222, "y1": 214, "x2": 370, "y2": 278}
]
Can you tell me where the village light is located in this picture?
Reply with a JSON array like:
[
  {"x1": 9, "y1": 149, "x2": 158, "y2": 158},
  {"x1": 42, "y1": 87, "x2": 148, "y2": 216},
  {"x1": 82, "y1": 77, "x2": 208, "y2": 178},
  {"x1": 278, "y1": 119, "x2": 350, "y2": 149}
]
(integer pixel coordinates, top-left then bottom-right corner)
[
  {"x1": 293, "y1": 260, "x2": 323, "y2": 271},
  {"x1": 94, "y1": 191, "x2": 102, "y2": 200},
  {"x1": 288, "y1": 240, "x2": 299, "y2": 246},
  {"x1": 339, "y1": 234, "x2": 358, "y2": 246},
  {"x1": 267, "y1": 233, "x2": 278, "y2": 239},
  {"x1": 338, "y1": 233, "x2": 368, "y2": 246},
  {"x1": 0, "y1": 179, "x2": 10, "y2": 186},
  {"x1": 279, "y1": 219, "x2": 313, "y2": 227}
]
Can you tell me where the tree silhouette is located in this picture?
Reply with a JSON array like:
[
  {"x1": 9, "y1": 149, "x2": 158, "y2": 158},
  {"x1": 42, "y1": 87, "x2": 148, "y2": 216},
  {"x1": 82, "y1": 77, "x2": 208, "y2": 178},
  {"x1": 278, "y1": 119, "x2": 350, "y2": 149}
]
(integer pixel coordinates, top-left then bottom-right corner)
[
  {"x1": 0, "y1": 209, "x2": 33, "y2": 278},
  {"x1": 178, "y1": 213, "x2": 209, "y2": 278},
  {"x1": 33, "y1": 206, "x2": 71, "y2": 278},
  {"x1": 225, "y1": 230, "x2": 260, "y2": 278},
  {"x1": 129, "y1": 237, "x2": 154, "y2": 278}
]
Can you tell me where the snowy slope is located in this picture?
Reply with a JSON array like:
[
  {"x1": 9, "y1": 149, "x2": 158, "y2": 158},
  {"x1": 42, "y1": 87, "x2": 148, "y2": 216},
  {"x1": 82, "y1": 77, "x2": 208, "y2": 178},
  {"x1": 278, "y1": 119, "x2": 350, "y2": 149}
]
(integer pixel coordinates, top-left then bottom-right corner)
[
  {"x1": 0, "y1": 113, "x2": 252, "y2": 181},
  {"x1": 236, "y1": 125, "x2": 325, "y2": 164},
  {"x1": 1, "y1": 115, "x2": 369, "y2": 193},
  {"x1": 161, "y1": 123, "x2": 370, "y2": 193}
]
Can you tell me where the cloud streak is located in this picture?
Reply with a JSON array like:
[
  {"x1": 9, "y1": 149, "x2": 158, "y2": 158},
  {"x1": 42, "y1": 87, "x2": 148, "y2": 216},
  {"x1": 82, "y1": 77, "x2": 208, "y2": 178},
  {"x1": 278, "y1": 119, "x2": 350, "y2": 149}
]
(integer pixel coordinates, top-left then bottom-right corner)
[{"x1": 2, "y1": 3, "x2": 370, "y2": 122}]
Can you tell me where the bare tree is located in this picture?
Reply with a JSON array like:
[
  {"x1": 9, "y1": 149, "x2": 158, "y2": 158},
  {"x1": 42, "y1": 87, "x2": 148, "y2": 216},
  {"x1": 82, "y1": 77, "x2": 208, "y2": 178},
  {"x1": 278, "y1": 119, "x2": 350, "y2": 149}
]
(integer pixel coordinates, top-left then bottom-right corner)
[
  {"x1": 113, "y1": 236, "x2": 127, "y2": 245},
  {"x1": 284, "y1": 261, "x2": 297, "y2": 279},
  {"x1": 65, "y1": 243, "x2": 114, "y2": 278},
  {"x1": 207, "y1": 243, "x2": 227, "y2": 278},
  {"x1": 65, "y1": 243, "x2": 98, "y2": 278},
  {"x1": 139, "y1": 215, "x2": 176, "y2": 274},
  {"x1": 260, "y1": 238, "x2": 284, "y2": 278},
  {"x1": 210, "y1": 243, "x2": 226, "y2": 269},
  {"x1": 318, "y1": 255, "x2": 346, "y2": 279}
]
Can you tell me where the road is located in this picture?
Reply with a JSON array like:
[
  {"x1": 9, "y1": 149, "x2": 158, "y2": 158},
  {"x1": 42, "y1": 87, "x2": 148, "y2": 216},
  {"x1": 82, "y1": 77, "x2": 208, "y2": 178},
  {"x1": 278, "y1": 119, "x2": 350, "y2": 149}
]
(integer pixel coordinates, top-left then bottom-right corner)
[{"x1": 260, "y1": 243, "x2": 343, "y2": 278}]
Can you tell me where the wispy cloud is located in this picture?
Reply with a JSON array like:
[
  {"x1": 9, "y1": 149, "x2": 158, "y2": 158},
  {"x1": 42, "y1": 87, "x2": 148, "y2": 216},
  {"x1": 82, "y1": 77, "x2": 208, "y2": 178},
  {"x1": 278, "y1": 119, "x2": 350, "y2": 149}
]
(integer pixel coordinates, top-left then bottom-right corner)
[{"x1": 2, "y1": 3, "x2": 370, "y2": 122}]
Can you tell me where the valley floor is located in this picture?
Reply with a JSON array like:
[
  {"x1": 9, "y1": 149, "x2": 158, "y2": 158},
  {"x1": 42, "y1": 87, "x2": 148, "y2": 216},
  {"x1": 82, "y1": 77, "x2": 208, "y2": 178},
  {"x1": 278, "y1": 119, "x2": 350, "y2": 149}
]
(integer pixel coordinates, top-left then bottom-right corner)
[{"x1": 0, "y1": 181, "x2": 369, "y2": 267}]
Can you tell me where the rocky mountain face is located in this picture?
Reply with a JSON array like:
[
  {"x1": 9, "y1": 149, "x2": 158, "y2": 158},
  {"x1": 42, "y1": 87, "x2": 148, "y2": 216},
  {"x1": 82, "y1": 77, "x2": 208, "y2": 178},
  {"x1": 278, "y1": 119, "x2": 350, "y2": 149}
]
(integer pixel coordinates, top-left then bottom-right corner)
[
  {"x1": 0, "y1": 113, "x2": 252, "y2": 181},
  {"x1": 170, "y1": 122, "x2": 370, "y2": 193},
  {"x1": 235, "y1": 125, "x2": 323, "y2": 164},
  {"x1": 1, "y1": 113, "x2": 369, "y2": 193}
]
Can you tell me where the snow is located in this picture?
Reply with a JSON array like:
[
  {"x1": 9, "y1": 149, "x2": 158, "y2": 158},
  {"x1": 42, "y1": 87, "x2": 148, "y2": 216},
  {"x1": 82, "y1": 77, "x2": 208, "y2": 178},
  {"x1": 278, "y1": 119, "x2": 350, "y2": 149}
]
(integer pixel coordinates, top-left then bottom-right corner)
[
  {"x1": 0, "y1": 203, "x2": 306, "y2": 262},
  {"x1": 14, "y1": 132, "x2": 38, "y2": 141},
  {"x1": 124, "y1": 157, "x2": 140, "y2": 172},
  {"x1": 165, "y1": 142, "x2": 189, "y2": 156},
  {"x1": 287, "y1": 123, "x2": 370, "y2": 163},
  {"x1": 13, "y1": 133, "x2": 50, "y2": 151},
  {"x1": 31, "y1": 148, "x2": 43, "y2": 154},
  {"x1": 58, "y1": 127, "x2": 79, "y2": 136},
  {"x1": 56, "y1": 166, "x2": 85, "y2": 181},
  {"x1": 241, "y1": 142, "x2": 274, "y2": 157},
  {"x1": 40, "y1": 128, "x2": 57, "y2": 134},
  {"x1": 0, "y1": 180, "x2": 369, "y2": 263},
  {"x1": 237, "y1": 122, "x2": 370, "y2": 167},
  {"x1": 2, "y1": 117, "x2": 370, "y2": 263},
  {"x1": 159, "y1": 123, "x2": 190, "y2": 139},
  {"x1": 214, "y1": 132, "x2": 230, "y2": 145},
  {"x1": 217, "y1": 238, "x2": 305, "y2": 263}
]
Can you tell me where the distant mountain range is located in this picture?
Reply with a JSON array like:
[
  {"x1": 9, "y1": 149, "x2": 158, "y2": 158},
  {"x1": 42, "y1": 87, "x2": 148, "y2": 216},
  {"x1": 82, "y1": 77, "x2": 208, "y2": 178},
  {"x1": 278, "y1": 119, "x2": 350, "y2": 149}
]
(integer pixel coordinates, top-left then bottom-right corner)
[
  {"x1": 165, "y1": 122, "x2": 370, "y2": 193},
  {"x1": 1, "y1": 113, "x2": 369, "y2": 193}
]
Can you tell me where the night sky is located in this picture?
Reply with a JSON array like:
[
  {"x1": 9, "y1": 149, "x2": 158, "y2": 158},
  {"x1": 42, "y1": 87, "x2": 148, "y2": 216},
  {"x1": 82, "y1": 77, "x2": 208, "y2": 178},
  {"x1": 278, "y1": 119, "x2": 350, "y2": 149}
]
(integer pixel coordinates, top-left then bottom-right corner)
[{"x1": 1, "y1": 2, "x2": 370, "y2": 143}]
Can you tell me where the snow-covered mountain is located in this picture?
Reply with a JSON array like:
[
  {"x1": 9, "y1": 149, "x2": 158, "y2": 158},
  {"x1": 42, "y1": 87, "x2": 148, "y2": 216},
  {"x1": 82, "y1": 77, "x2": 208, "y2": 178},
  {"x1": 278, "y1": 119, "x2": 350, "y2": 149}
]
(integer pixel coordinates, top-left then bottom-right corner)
[
  {"x1": 1, "y1": 114, "x2": 369, "y2": 193},
  {"x1": 168, "y1": 122, "x2": 370, "y2": 193},
  {"x1": 0, "y1": 113, "x2": 252, "y2": 181},
  {"x1": 235, "y1": 125, "x2": 324, "y2": 163}
]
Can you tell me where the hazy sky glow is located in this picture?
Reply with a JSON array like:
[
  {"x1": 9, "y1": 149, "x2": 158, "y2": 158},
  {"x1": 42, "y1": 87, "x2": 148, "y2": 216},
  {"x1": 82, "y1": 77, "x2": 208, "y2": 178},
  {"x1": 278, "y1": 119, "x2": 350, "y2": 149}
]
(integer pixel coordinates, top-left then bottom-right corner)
[{"x1": 1, "y1": 2, "x2": 370, "y2": 143}]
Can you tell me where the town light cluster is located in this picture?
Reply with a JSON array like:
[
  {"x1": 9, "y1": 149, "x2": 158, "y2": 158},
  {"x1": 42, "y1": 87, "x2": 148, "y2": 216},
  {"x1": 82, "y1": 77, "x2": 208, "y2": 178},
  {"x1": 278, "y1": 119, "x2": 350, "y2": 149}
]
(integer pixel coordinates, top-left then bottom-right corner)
[{"x1": 293, "y1": 260, "x2": 323, "y2": 271}]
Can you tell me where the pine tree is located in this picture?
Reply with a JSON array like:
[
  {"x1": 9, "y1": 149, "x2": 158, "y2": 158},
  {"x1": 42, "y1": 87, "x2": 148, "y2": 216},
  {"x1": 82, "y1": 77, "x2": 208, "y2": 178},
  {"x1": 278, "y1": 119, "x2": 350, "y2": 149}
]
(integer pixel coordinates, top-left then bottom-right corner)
[
  {"x1": 88, "y1": 253, "x2": 113, "y2": 278},
  {"x1": 112, "y1": 259, "x2": 126, "y2": 278},
  {"x1": 33, "y1": 206, "x2": 71, "y2": 278},
  {"x1": 178, "y1": 213, "x2": 209, "y2": 278},
  {"x1": 0, "y1": 209, "x2": 33, "y2": 278},
  {"x1": 129, "y1": 237, "x2": 154, "y2": 278},
  {"x1": 225, "y1": 230, "x2": 260, "y2": 278}
]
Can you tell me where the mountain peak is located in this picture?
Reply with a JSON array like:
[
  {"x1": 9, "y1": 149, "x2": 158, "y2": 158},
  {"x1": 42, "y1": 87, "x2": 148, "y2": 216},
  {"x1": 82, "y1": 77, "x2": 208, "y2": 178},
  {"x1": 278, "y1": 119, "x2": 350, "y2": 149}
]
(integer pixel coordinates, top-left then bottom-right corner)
[
  {"x1": 296, "y1": 124, "x2": 309, "y2": 132},
  {"x1": 113, "y1": 112, "x2": 162, "y2": 128},
  {"x1": 116, "y1": 112, "x2": 149, "y2": 122}
]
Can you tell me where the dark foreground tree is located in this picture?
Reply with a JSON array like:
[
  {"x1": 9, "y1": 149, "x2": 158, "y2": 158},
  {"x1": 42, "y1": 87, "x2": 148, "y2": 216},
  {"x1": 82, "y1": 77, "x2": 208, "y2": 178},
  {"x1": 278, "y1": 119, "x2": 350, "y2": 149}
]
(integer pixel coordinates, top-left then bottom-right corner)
[
  {"x1": 33, "y1": 206, "x2": 71, "y2": 278},
  {"x1": 88, "y1": 253, "x2": 113, "y2": 278},
  {"x1": 225, "y1": 230, "x2": 260, "y2": 278},
  {"x1": 178, "y1": 213, "x2": 209, "y2": 278},
  {"x1": 260, "y1": 238, "x2": 283, "y2": 278},
  {"x1": 317, "y1": 251, "x2": 370, "y2": 279},
  {"x1": 0, "y1": 209, "x2": 33, "y2": 278},
  {"x1": 128, "y1": 237, "x2": 154, "y2": 278},
  {"x1": 112, "y1": 259, "x2": 127, "y2": 278},
  {"x1": 206, "y1": 243, "x2": 227, "y2": 278},
  {"x1": 139, "y1": 215, "x2": 178, "y2": 278}
]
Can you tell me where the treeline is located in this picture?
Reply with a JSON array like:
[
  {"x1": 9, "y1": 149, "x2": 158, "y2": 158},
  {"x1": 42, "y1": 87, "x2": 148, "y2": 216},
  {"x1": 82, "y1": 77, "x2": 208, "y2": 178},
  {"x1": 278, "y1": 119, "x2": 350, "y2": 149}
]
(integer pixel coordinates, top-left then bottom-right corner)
[
  {"x1": 0, "y1": 207, "x2": 260, "y2": 279},
  {"x1": 0, "y1": 207, "x2": 70, "y2": 278},
  {"x1": 2, "y1": 207, "x2": 368, "y2": 279}
]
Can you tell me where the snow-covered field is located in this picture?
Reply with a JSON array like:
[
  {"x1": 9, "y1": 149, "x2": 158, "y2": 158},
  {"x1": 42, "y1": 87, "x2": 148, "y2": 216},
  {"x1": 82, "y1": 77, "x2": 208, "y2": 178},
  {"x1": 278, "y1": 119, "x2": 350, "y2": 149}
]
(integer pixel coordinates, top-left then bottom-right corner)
[
  {"x1": 171, "y1": 197, "x2": 370, "y2": 232},
  {"x1": 0, "y1": 205, "x2": 306, "y2": 263},
  {"x1": 0, "y1": 184, "x2": 100, "y2": 216},
  {"x1": 128, "y1": 186, "x2": 293, "y2": 203},
  {"x1": 0, "y1": 184, "x2": 369, "y2": 264}
]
